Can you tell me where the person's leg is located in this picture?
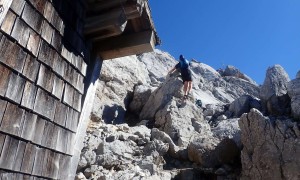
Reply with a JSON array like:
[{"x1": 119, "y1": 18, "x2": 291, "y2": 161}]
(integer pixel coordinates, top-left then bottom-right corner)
[
  {"x1": 183, "y1": 81, "x2": 188, "y2": 96},
  {"x1": 187, "y1": 81, "x2": 192, "y2": 95}
]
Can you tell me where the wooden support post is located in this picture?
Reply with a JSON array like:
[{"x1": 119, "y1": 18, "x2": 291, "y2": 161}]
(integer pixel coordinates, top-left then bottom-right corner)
[{"x1": 95, "y1": 30, "x2": 155, "y2": 60}]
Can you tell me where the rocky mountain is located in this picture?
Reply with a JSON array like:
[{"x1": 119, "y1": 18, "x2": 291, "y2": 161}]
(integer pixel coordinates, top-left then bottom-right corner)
[{"x1": 76, "y1": 49, "x2": 300, "y2": 180}]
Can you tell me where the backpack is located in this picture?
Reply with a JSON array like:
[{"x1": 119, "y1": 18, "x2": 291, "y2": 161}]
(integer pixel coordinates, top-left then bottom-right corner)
[{"x1": 180, "y1": 58, "x2": 189, "y2": 69}]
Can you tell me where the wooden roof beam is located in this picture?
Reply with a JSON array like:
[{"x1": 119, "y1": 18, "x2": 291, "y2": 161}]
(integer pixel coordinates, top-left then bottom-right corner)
[
  {"x1": 84, "y1": 9, "x2": 127, "y2": 40},
  {"x1": 94, "y1": 30, "x2": 155, "y2": 60}
]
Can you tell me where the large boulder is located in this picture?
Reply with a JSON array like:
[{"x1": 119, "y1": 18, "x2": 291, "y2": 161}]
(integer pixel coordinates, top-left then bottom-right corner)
[
  {"x1": 222, "y1": 65, "x2": 257, "y2": 85},
  {"x1": 228, "y1": 95, "x2": 261, "y2": 117},
  {"x1": 239, "y1": 109, "x2": 300, "y2": 180},
  {"x1": 129, "y1": 85, "x2": 155, "y2": 114},
  {"x1": 287, "y1": 73, "x2": 300, "y2": 119}
]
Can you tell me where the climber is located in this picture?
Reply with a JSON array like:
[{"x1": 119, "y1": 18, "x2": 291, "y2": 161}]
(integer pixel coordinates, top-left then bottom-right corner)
[{"x1": 168, "y1": 54, "x2": 193, "y2": 99}]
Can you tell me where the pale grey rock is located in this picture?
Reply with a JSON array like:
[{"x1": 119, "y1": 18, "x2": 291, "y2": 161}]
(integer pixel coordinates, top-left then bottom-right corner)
[
  {"x1": 129, "y1": 85, "x2": 155, "y2": 114},
  {"x1": 296, "y1": 71, "x2": 300, "y2": 79},
  {"x1": 239, "y1": 109, "x2": 300, "y2": 180},
  {"x1": 222, "y1": 65, "x2": 257, "y2": 85},
  {"x1": 229, "y1": 95, "x2": 261, "y2": 117},
  {"x1": 260, "y1": 64, "x2": 290, "y2": 101},
  {"x1": 75, "y1": 172, "x2": 87, "y2": 180},
  {"x1": 288, "y1": 77, "x2": 300, "y2": 119},
  {"x1": 143, "y1": 139, "x2": 169, "y2": 156}
]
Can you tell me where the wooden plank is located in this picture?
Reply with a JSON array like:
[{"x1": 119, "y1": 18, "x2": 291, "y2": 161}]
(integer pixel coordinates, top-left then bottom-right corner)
[
  {"x1": 21, "y1": 111, "x2": 38, "y2": 141},
  {"x1": 53, "y1": 102, "x2": 67, "y2": 127},
  {"x1": 0, "y1": 0, "x2": 13, "y2": 25},
  {"x1": 41, "y1": 121, "x2": 57, "y2": 149},
  {"x1": 58, "y1": 155, "x2": 71, "y2": 179},
  {"x1": 27, "y1": 0, "x2": 47, "y2": 14},
  {"x1": 0, "y1": 134, "x2": 6, "y2": 154},
  {"x1": 0, "y1": 172, "x2": 15, "y2": 180},
  {"x1": 20, "y1": 143, "x2": 37, "y2": 174},
  {"x1": 0, "y1": 102, "x2": 25, "y2": 136},
  {"x1": 61, "y1": 45, "x2": 73, "y2": 63},
  {"x1": 65, "y1": 108, "x2": 73, "y2": 131},
  {"x1": 51, "y1": 30, "x2": 62, "y2": 51},
  {"x1": 5, "y1": 73, "x2": 26, "y2": 104},
  {"x1": 52, "y1": 75, "x2": 64, "y2": 100},
  {"x1": 52, "y1": 53, "x2": 66, "y2": 78},
  {"x1": 55, "y1": 127, "x2": 64, "y2": 153},
  {"x1": 27, "y1": 28, "x2": 41, "y2": 57},
  {"x1": 0, "y1": 36, "x2": 27, "y2": 72},
  {"x1": 1, "y1": 10, "x2": 16, "y2": 34},
  {"x1": 87, "y1": 0, "x2": 127, "y2": 13},
  {"x1": 21, "y1": 81, "x2": 37, "y2": 110},
  {"x1": 63, "y1": 64, "x2": 72, "y2": 84},
  {"x1": 96, "y1": 31, "x2": 155, "y2": 60},
  {"x1": 11, "y1": 18, "x2": 30, "y2": 47},
  {"x1": 34, "y1": 88, "x2": 57, "y2": 120},
  {"x1": 37, "y1": 64, "x2": 54, "y2": 93},
  {"x1": 51, "y1": 11, "x2": 62, "y2": 33},
  {"x1": 31, "y1": 117, "x2": 45, "y2": 145},
  {"x1": 43, "y1": 1, "x2": 54, "y2": 22},
  {"x1": 0, "y1": 64, "x2": 11, "y2": 97},
  {"x1": 41, "y1": 20, "x2": 54, "y2": 44},
  {"x1": 73, "y1": 90, "x2": 82, "y2": 112},
  {"x1": 77, "y1": 74, "x2": 84, "y2": 94},
  {"x1": 63, "y1": 83, "x2": 74, "y2": 107},
  {"x1": 13, "y1": 140, "x2": 26, "y2": 171},
  {"x1": 38, "y1": 40, "x2": 55, "y2": 68},
  {"x1": 10, "y1": 0, "x2": 25, "y2": 15},
  {"x1": 0, "y1": 99, "x2": 7, "y2": 123},
  {"x1": 42, "y1": 150, "x2": 60, "y2": 179},
  {"x1": 21, "y1": 3, "x2": 43, "y2": 33},
  {"x1": 71, "y1": 110, "x2": 79, "y2": 132},
  {"x1": 32, "y1": 147, "x2": 45, "y2": 176},
  {"x1": 22, "y1": 54, "x2": 40, "y2": 82},
  {"x1": 81, "y1": 60, "x2": 87, "y2": 76},
  {"x1": 0, "y1": 136, "x2": 19, "y2": 170},
  {"x1": 66, "y1": 131, "x2": 75, "y2": 155},
  {"x1": 84, "y1": 9, "x2": 127, "y2": 40}
]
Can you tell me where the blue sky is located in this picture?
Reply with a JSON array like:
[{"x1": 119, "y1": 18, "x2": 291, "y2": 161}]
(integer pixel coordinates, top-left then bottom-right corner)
[{"x1": 150, "y1": 0, "x2": 300, "y2": 84}]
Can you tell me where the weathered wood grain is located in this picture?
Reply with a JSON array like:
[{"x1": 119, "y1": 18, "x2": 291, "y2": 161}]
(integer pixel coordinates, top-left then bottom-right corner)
[
  {"x1": 41, "y1": 121, "x2": 58, "y2": 149},
  {"x1": 55, "y1": 127, "x2": 64, "y2": 153},
  {"x1": 0, "y1": 63, "x2": 11, "y2": 97},
  {"x1": 5, "y1": 73, "x2": 26, "y2": 104},
  {"x1": 22, "y1": 54, "x2": 40, "y2": 82},
  {"x1": 13, "y1": 141, "x2": 26, "y2": 171},
  {"x1": 21, "y1": 111, "x2": 38, "y2": 141},
  {"x1": 71, "y1": 110, "x2": 79, "y2": 132},
  {"x1": 58, "y1": 155, "x2": 71, "y2": 179},
  {"x1": 51, "y1": 30, "x2": 62, "y2": 51},
  {"x1": 11, "y1": 18, "x2": 30, "y2": 47},
  {"x1": 27, "y1": 28, "x2": 41, "y2": 57},
  {"x1": 22, "y1": 3, "x2": 43, "y2": 33},
  {"x1": 0, "y1": 0, "x2": 13, "y2": 25},
  {"x1": 27, "y1": 0, "x2": 47, "y2": 14},
  {"x1": 77, "y1": 74, "x2": 85, "y2": 94},
  {"x1": 0, "y1": 172, "x2": 15, "y2": 180},
  {"x1": 53, "y1": 102, "x2": 67, "y2": 127},
  {"x1": 0, "y1": 36, "x2": 27, "y2": 73},
  {"x1": 42, "y1": 150, "x2": 60, "y2": 179},
  {"x1": 43, "y1": 1, "x2": 54, "y2": 22},
  {"x1": 31, "y1": 117, "x2": 45, "y2": 145},
  {"x1": 63, "y1": 83, "x2": 74, "y2": 107},
  {"x1": 52, "y1": 53, "x2": 66, "y2": 78},
  {"x1": 32, "y1": 147, "x2": 45, "y2": 176},
  {"x1": 34, "y1": 88, "x2": 57, "y2": 120},
  {"x1": 51, "y1": 11, "x2": 62, "y2": 33},
  {"x1": 21, "y1": 81, "x2": 37, "y2": 110},
  {"x1": 0, "y1": 134, "x2": 6, "y2": 153},
  {"x1": 1, "y1": 10, "x2": 16, "y2": 34},
  {"x1": 10, "y1": 0, "x2": 26, "y2": 15},
  {"x1": 21, "y1": 143, "x2": 37, "y2": 174},
  {"x1": 37, "y1": 64, "x2": 54, "y2": 93},
  {"x1": 66, "y1": 131, "x2": 75, "y2": 155},
  {"x1": 0, "y1": 99, "x2": 7, "y2": 123},
  {"x1": 73, "y1": 90, "x2": 82, "y2": 112},
  {"x1": 38, "y1": 40, "x2": 55, "y2": 68},
  {"x1": 65, "y1": 108, "x2": 73, "y2": 131},
  {"x1": 0, "y1": 136, "x2": 19, "y2": 170},
  {"x1": 52, "y1": 75, "x2": 64, "y2": 100},
  {"x1": 0, "y1": 102, "x2": 25, "y2": 136},
  {"x1": 41, "y1": 20, "x2": 54, "y2": 44}
]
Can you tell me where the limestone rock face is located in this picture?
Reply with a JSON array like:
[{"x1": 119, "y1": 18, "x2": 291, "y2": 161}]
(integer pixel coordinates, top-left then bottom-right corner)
[
  {"x1": 228, "y1": 95, "x2": 261, "y2": 117},
  {"x1": 260, "y1": 65, "x2": 290, "y2": 101},
  {"x1": 288, "y1": 76, "x2": 300, "y2": 119},
  {"x1": 239, "y1": 109, "x2": 300, "y2": 180},
  {"x1": 222, "y1": 65, "x2": 257, "y2": 85},
  {"x1": 129, "y1": 85, "x2": 155, "y2": 114}
]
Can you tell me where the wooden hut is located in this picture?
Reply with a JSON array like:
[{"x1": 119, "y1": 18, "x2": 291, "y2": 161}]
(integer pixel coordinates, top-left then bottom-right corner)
[{"x1": 0, "y1": 0, "x2": 159, "y2": 179}]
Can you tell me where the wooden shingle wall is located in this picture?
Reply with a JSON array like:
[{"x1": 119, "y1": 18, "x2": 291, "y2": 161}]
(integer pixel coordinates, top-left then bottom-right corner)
[{"x1": 0, "y1": 0, "x2": 88, "y2": 179}]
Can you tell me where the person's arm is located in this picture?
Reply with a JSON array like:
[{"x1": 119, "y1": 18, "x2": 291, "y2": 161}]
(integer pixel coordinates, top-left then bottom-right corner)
[{"x1": 168, "y1": 67, "x2": 176, "y2": 74}]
